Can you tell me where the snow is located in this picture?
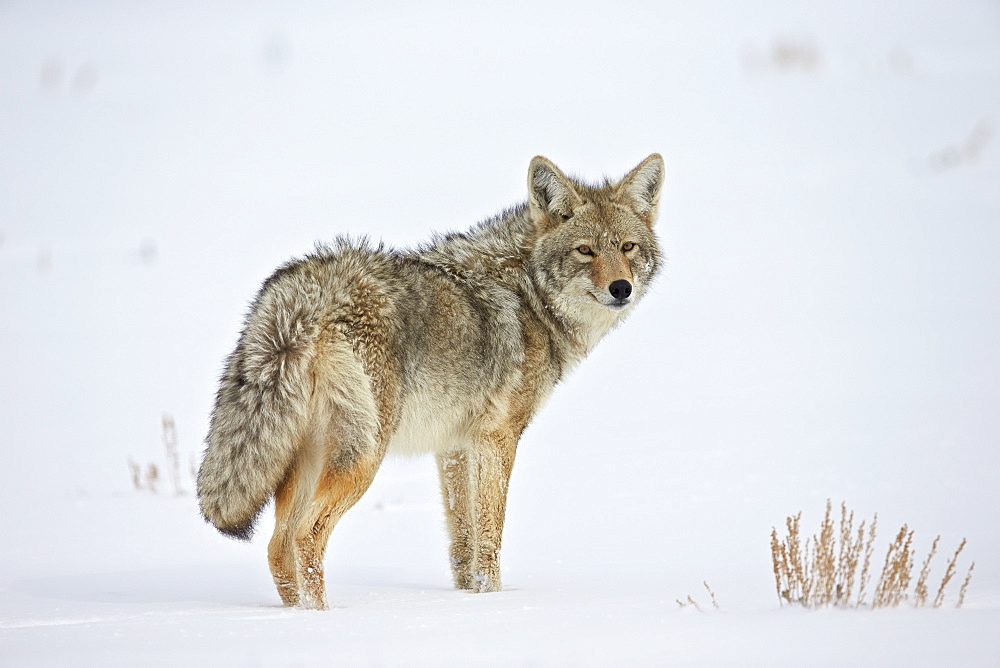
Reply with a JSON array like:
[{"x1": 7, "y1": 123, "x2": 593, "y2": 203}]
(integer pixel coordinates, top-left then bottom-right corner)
[{"x1": 2, "y1": 0, "x2": 999, "y2": 664}]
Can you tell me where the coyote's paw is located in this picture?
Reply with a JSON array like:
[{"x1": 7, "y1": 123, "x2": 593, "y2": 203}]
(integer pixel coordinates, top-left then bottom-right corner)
[
  {"x1": 471, "y1": 571, "x2": 502, "y2": 593},
  {"x1": 296, "y1": 594, "x2": 329, "y2": 611},
  {"x1": 275, "y1": 580, "x2": 300, "y2": 607},
  {"x1": 451, "y1": 556, "x2": 475, "y2": 590}
]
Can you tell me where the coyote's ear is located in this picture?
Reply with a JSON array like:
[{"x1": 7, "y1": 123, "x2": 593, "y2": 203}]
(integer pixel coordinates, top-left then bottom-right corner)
[
  {"x1": 528, "y1": 156, "x2": 584, "y2": 230},
  {"x1": 616, "y1": 153, "x2": 664, "y2": 226}
]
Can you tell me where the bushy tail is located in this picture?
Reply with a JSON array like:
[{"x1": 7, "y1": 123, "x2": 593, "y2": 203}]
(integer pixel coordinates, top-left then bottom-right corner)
[{"x1": 197, "y1": 282, "x2": 319, "y2": 541}]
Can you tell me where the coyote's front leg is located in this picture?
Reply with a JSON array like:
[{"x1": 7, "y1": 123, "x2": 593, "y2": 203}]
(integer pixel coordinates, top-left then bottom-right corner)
[
  {"x1": 436, "y1": 450, "x2": 475, "y2": 589},
  {"x1": 469, "y1": 431, "x2": 517, "y2": 593},
  {"x1": 437, "y1": 432, "x2": 517, "y2": 593},
  {"x1": 439, "y1": 435, "x2": 517, "y2": 594}
]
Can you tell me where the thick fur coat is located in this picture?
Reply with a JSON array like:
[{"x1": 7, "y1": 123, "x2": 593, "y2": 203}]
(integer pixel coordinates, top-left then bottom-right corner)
[{"x1": 197, "y1": 154, "x2": 665, "y2": 608}]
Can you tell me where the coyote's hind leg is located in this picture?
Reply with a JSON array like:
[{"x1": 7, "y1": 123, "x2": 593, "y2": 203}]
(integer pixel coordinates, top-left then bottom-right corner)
[
  {"x1": 291, "y1": 450, "x2": 385, "y2": 609},
  {"x1": 269, "y1": 478, "x2": 303, "y2": 606},
  {"x1": 268, "y1": 445, "x2": 322, "y2": 607}
]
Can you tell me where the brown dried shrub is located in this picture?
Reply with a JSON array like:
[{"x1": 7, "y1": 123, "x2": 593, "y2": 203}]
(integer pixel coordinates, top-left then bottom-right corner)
[{"x1": 771, "y1": 501, "x2": 973, "y2": 609}]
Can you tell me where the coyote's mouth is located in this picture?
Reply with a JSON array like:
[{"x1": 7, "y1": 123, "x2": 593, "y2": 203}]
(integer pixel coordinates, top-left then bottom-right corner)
[{"x1": 590, "y1": 293, "x2": 630, "y2": 311}]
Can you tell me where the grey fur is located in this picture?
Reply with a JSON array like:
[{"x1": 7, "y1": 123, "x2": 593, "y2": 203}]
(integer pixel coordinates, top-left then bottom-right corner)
[{"x1": 196, "y1": 154, "x2": 665, "y2": 603}]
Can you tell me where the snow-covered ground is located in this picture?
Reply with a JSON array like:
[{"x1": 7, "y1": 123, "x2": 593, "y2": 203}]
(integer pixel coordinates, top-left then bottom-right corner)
[{"x1": 2, "y1": 1, "x2": 999, "y2": 665}]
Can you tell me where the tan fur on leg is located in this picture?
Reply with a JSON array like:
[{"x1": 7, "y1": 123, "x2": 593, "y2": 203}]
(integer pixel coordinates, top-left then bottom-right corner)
[
  {"x1": 469, "y1": 430, "x2": 518, "y2": 593},
  {"x1": 292, "y1": 454, "x2": 385, "y2": 609},
  {"x1": 268, "y1": 475, "x2": 302, "y2": 607},
  {"x1": 436, "y1": 450, "x2": 475, "y2": 589}
]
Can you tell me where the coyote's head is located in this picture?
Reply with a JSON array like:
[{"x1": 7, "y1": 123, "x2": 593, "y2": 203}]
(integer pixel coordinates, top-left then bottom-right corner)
[{"x1": 527, "y1": 154, "x2": 664, "y2": 344}]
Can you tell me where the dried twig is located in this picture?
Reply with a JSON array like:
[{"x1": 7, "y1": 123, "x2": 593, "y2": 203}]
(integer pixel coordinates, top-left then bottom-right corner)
[{"x1": 703, "y1": 581, "x2": 721, "y2": 611}]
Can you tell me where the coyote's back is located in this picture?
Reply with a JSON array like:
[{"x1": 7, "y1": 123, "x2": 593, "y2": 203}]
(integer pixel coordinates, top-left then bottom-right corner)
[{"x1": 197, "y1": 154, "x2": 665, "y2": 609}]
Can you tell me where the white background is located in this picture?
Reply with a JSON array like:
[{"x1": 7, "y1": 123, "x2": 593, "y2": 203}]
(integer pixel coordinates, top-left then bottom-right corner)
[{"x1": 2, "y1": 1, "x2": 998, "y2": 664}]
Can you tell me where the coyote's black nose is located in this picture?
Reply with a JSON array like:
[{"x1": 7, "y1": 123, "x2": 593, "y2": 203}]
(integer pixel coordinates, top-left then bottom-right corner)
[{"x1": 609, "y1": 279, "x2": 632, "y2": 302}]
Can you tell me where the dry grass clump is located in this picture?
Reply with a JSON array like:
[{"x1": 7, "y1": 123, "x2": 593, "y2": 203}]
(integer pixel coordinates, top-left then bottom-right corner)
[
  {"x1": 771, "y1": 500, "x2": 974, "y2": 609},
  {"x1": 129, "y1": 414, "x2": 197, "y2": 495}
]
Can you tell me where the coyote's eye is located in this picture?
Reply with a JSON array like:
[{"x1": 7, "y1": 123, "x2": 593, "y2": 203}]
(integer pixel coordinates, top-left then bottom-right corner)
[
  {"x1": 622, "y1": 242, "x2": 636, "y2": 252},
  {"x1": 576, "y1": 245, "x2": 593, "y2": 256}
]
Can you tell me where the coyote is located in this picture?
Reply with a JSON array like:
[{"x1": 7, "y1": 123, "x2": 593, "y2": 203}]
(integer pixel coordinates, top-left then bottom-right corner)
[{"x1": 197, "y1": 154, "x2": 665, "y2": 609}]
